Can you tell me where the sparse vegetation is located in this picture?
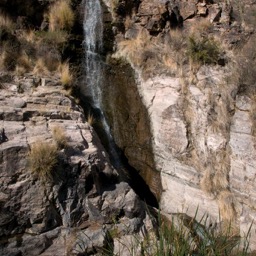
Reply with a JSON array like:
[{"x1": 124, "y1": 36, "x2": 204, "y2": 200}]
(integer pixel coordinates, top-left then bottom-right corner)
[
  {"x1": 36, "y1": 30, "x2": 68, "y2": 46},
  {"x1": 0, "y1": 12, "x2": 15, "y2": 33},
  {"x1": 0, "y1": 0, "x2": 74, "y2": 77},
  {"x1": 59, "y1": 62, "x2": 73, "y2": 88},
  {"x1": 73, "y1": 211, "x2": 251, "y2": 256},
  {"x1": 144, "y1": 213, "x2": 250, "y2": 256},
  {"x1": 87, "y1": 112, "x2": 95, "y2": 126},
  {"x1": 115, "y1": 29, "x2": 151, "y2": 67},
  {"x1": 49, "y1": 0, "x2": 75, "y2": 31},
  {"x1": 187, "y1": 36, "x2": 220, "y2": 65},
  {"x1": 52, "y1": 126, "x2": 68, "y2": 149},
  {"x1": 28, "y1": 141, "x2": 58, "y2": 180},
  {"x1": 33, "y1": 58, "x2": 50, "y2": 75}
]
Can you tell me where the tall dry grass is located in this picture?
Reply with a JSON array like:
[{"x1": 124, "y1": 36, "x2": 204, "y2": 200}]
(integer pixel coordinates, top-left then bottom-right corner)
[
  {"x1": 114, "y1": 29, "x2": 151, "y2": 67},
  {"x1": 0, "y1": 12, "x2": 15, "y2": 32},
  {"x1": 52, "y1": 126, "x2": 67, "y2": 149},
  {"x1": 59, "y1": 62, "x2": 73, "y2": 88},
  {"x1": 28, "y1": 141, "x2": 58, "y2": 180},
  {"x1": 49, "y1": 0, "x2": 75, "y2": 31},
  {"x1": 33, "y1": 58, "x2": 50, "y2": 75}
]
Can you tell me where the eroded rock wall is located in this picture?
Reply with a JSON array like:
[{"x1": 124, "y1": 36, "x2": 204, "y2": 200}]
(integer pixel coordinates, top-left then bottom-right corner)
[
  {"x1": 102, "y1": 58, "x2": 162, "y2": 201},
  {"x1": 103, "y1": 0, "x2": 256, "y2": 250}
]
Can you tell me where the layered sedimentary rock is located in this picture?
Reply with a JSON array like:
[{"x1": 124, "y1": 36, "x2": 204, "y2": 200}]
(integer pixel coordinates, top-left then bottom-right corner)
[
  {"x1": 0, "y1": 73, "x2": 153, "y2": 255},
  {"x1": 102, "y1": 0, "x2": 256, "y2": 250}
]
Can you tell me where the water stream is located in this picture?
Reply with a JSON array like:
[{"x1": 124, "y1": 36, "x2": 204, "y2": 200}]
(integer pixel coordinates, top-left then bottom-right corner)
[
  {"x1": 83, "y1": 0, "x2": 121, "y2": 168},
  {"x1": 83, "y1": 0, "x2": 158, "y2": 207}
]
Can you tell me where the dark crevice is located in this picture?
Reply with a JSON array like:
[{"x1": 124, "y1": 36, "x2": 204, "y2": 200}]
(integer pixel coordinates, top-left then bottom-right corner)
[{"x1": 77, "y1": 97, "x2": 159, "y2": 209}]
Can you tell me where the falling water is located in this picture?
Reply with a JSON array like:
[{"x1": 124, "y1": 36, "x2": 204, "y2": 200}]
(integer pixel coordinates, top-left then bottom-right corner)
[
  {"x1": 83, "y1": 0, "x2": 103, "y2": 107},
  {"x1": 83, "y1": 0, "x2": 121, "y2": 167},
  {"x1": 82, "y1": 0, "x2": 159, "y2": 207}
]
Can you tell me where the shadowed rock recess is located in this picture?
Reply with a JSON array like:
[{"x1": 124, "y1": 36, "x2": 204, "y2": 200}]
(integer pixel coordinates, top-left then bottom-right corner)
[{"x1": 1, "y1": 0, "x2": 256, "y2": 255}]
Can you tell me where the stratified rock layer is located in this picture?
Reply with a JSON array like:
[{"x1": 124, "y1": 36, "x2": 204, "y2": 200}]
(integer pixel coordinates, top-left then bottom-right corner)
[
  {"x1": 102, "y1": 0, "x2": 256, "y2": 251},
  {"x1": 0, "y1": 73, "x2": 153, "y2": 256}
]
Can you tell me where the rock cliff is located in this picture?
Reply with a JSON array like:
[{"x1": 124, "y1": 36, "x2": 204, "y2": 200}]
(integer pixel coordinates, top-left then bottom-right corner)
[
  {"x1": 1, "y1": 0, "x2": 256, "y2": 254},
  {"x1": 0, "y1": 1, "x2": 154, "y2": 254},
  {"x1": 0, "y1": 71, "x2": 154, "y2": 255},
  {"x1": 102, "y1": 0, "x2": 256, "y2": 251}
]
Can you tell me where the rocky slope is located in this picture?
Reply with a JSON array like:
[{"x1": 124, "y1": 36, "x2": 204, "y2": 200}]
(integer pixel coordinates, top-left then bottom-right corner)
[
  {"x1": 0, "y1": 71, "x2": 154, "y2": 255},
  {"x1": 0, "y1": 0, "x2": 156, "y2": 254},
  {"x1": 102, "y1": 0, "x2": 256, "y2": 251},
  {"x1": 1, "y1": 0, "x2": 256, "y2": 254}
]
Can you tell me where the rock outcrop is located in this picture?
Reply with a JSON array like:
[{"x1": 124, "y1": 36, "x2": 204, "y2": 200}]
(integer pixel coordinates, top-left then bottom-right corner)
[
  {"x1": 0, "y1": 72, "x2": 153, "y2": 255},
  {"x1": 102, "y1": 0, "x2": 256, "y2": 251}
]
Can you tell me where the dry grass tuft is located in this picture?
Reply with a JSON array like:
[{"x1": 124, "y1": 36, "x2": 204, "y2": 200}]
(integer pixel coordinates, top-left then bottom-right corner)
[
  {"x1": 200, "y1": 167, "x2": 214, "y2": 194},
  {"x1": 28, "y1": 141, "x2": 58, "y2": 180},
  {"x1": 49, "y1": 0, "x2": 75, "y2": 31},
  {"x1": 218, "y1": 190, "x2": 236, "y2": 222},
  {"x1": 36, "y1": 30, "x2": 68, "y2": 45},
  {"x1": 114, "y1": 29, "x2": 151, "y2": 67},
  {"x1": 52, "y1": 126, "x2": 68, "y2": 149},
  {"x1": 169, "y1": 29, "x2": 187, "y2": 53},
  {"x1": 87, "y1": 112, "x2": 95, "y2": 126},
  {"x1": 213, "y1": 169, "x2": 229, "y2": 191},
  {"x1": 15, "y1": 66, "x2": 27, "y2": 76},
  {"x1": 110, "y1": 0, "x2": 120, "y2": 19},
  {"x1": 15, "y1": 52, "x2": 32, "y2": 75},
  {"x1": 33, "y1": 58, "x2": 49, "y2": 75},
  {"x1": 21, "y1": 30, "x2": 37, "y2": 43},
  {"x1": 161, "y1": 30, "x2": 186, "y2": 74},
  {"x1": 59, "y1": 62, "x2": 73, "y2": 88},
  {"x1": 0, "y1": 12, "x2": 15, "y2": 32},
  {"x1": 0, "y1": 48, "x2": 19, "y2": 71}
]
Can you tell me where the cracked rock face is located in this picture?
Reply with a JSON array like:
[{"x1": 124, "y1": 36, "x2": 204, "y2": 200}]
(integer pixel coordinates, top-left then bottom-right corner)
[
  {"x1": 134, "y1": 68, "x2": 256, "y2": 250},
  {"x1": 0, "y1": 73, "x2": 153, "y2": 255},
  {"x1": 102, "y1": 0, "x2": 256, "y2": 251}
]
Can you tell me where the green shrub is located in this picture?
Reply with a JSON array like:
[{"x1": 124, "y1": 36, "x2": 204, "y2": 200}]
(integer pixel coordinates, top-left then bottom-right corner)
[
  {"x1": 188, "y1": 36, "x2": 220, "y2": 65},
  {"x1": 146, "y1": 213, "x2": 251, "y2": 256},
  {"x1": 28, "y1": 141, "x2": 58, "y2": 180}
]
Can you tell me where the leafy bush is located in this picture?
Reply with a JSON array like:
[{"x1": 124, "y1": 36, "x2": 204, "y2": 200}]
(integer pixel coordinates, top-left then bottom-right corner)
[
  {"x1": 28, "y1": 141, "x2": 58, "y2": 180},
  {"x1": 188, "y1": 36, "x2": 220, "y2": 65},
  {"x1": 49, "y1": 0, "x2": 75, "y2": 31}
]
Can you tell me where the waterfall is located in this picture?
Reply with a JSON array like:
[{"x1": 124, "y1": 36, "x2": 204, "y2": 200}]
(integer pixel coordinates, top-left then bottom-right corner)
[
  {"x1": 82, "y1": 0, "x2": 159, "y2": 207},
  {"x1": 83, "y1": 0, "x2": 103, "y2": 107},
  {"x1": 83, "y1": 0, "x2": 121, "y2": 167}
]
